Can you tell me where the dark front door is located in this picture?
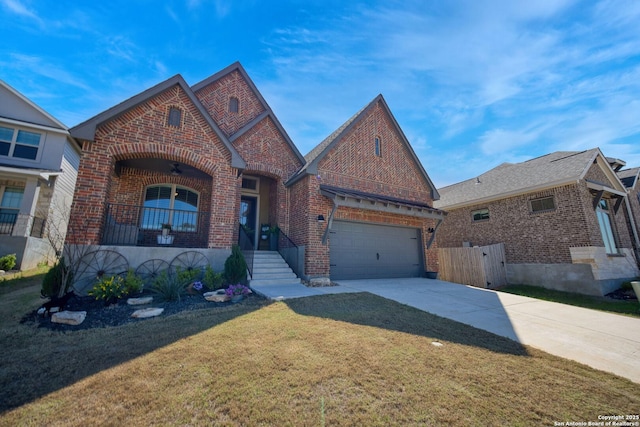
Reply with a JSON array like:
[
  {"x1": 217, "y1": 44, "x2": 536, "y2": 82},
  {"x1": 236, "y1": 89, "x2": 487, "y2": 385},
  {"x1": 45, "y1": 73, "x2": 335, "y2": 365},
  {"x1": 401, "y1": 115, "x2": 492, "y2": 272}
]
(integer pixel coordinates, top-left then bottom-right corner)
[{"x1": 240, "y1": 195, "x2": 258, "y2": 246}]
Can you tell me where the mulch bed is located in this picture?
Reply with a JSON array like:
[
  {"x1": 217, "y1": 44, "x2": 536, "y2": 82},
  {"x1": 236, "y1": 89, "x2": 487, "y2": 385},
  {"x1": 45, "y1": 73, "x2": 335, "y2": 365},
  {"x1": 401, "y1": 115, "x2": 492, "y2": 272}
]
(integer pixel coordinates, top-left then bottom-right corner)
[{"x1": 21, "y1": 291, "x2": 264, "y2": 331}]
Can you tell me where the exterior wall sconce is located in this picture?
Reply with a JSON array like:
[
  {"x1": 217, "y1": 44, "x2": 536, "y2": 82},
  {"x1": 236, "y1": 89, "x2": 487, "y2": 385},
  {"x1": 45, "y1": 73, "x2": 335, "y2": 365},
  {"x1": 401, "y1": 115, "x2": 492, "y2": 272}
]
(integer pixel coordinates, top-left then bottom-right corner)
[{"x1": 317, "y1": 215, "x2": 325, "y2": 223}]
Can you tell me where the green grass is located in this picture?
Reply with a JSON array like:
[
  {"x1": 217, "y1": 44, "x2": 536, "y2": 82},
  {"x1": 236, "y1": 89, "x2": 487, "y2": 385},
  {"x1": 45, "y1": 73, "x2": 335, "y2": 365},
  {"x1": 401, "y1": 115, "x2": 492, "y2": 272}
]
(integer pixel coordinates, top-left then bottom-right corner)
[
  {"x1": 498, "y1": 284, "x2": 640, "y2": 317},
  {"x1": 1, "y1": 274, "x2": 639, "y2": 426}
]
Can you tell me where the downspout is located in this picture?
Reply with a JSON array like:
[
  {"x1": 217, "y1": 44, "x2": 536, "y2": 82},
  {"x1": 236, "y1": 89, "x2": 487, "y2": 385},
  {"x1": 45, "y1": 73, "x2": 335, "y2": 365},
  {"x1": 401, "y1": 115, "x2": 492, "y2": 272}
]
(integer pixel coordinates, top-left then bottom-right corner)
[
  {"x1": 321, "y1": 201, "x2": 338, "y2": 245},
  {"x1": 426, "y1": 218, "x2": 443, "y2": 249},
  {"x1": 623, "y1": 196, "x2": 640, "y2": 267}
]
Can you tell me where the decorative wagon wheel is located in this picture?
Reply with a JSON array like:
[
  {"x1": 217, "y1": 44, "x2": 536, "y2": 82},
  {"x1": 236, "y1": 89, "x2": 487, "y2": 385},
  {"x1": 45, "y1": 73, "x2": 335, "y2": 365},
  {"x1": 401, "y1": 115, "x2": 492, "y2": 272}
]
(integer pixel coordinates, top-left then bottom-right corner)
[
  {"x1": 169, "y1": 251, "x2": 209, "y2": 282},
  {"x1": 135, "y1": 258, "x2": 170, "y2": 285},
  {"x1": 73, "y1": 250, "x2": 129, "y2": 295}
]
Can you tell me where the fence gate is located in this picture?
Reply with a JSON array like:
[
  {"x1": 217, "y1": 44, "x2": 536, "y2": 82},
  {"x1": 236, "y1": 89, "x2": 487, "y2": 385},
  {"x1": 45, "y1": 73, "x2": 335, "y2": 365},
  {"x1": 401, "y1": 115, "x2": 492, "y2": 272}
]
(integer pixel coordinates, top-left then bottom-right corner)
[{"x1": 437, "y1": 243, "x2": 507, "y2": 288}]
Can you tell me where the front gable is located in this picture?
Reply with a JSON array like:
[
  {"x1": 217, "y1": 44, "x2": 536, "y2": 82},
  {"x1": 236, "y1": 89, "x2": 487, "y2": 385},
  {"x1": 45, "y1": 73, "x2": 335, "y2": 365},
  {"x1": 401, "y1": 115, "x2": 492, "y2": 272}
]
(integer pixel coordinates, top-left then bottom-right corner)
[
  {"x1": 192, "y1": 62, "x2": 305, "y2": 169},
  {"x1": 95, "y1": 83, "x2": 233, "y2": 168},
  {"x1": 70, "y1": 75, "x2": 245, "y2": 170},
  {"x1": 296, "y1": 95, "x2": 439, "y2": 203}
]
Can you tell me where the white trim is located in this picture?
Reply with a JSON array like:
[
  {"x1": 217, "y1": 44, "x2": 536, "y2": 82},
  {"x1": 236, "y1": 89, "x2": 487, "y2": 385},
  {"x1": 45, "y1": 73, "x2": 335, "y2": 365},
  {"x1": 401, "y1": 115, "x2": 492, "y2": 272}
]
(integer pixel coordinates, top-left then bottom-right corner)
[{"x1": 0, "y1": 117, "x2": 69, "y2": 135}]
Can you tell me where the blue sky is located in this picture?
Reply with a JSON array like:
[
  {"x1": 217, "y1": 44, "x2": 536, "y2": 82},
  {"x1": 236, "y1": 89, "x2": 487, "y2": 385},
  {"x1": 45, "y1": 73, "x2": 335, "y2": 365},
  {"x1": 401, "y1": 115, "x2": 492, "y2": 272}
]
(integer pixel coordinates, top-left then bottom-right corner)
[{"x1": 2, "y1": 0, "x2": 639, "y2": 187}]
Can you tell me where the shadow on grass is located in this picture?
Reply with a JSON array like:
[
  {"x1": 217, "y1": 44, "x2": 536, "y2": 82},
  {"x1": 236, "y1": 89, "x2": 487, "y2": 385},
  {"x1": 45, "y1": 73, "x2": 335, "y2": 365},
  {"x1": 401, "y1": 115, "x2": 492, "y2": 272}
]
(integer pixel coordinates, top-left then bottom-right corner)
[
  {"x1": 0, "y1": 295, "x2": 271, "y2": 413},
  {"x1": 286, "y1": 292, "x2": 529, "y2": 357}
]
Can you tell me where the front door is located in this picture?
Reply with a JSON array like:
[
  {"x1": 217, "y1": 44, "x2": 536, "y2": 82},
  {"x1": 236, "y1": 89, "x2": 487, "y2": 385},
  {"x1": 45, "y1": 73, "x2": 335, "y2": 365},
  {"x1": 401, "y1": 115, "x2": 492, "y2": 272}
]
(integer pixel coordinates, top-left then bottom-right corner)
[{"x1": 239, "y1": 195, "x2": 258, "y2": 247}]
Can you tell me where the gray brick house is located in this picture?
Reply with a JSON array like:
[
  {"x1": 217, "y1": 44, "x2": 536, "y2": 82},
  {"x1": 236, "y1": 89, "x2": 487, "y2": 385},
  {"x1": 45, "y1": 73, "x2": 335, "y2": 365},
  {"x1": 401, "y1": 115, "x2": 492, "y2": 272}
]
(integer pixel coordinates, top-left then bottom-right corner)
[{"x1": 434, "y1": 148, "x2": 640, "y2": 296}]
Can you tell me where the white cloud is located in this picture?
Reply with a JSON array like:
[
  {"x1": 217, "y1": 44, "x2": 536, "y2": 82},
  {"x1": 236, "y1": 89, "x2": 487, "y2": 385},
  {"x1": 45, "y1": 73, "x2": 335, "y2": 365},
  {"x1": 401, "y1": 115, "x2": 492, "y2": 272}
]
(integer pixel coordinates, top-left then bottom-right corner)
[{"x1": 1, "y1": 0, "x2": 43, "y2": 25}]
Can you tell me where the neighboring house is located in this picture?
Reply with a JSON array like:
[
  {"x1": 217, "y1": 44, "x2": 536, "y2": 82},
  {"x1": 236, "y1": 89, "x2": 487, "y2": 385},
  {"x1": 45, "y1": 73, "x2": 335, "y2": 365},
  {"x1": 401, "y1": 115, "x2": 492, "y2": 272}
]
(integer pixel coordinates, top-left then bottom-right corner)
[
  {"x1": 434, "y1": 149, "x2": 640, "y2": 296},
  {"x1": 67, "y1": 62, "x2": 444, "y2": 291},
  {"x1": 617, "y1": 166, "x2": 640, "y2": 262},
  {"x1": 0, "y1": 80, "x2": 81, "y2": 270}
]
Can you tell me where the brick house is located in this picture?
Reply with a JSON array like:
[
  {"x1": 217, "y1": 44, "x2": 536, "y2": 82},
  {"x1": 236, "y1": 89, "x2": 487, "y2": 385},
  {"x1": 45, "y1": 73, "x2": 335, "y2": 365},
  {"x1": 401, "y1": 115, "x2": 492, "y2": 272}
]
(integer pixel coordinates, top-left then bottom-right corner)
[
  {"x1": 618, "y1": 166, "x2": 640, "y2": 260},
  {"x1": 67, "y1": 62, "x2": 444, "y2": 291},
  {"x1": 0, "y1": 80, "x2": 81, "y2": 269},
  {"x1": 434, "y1": 149, "x2": 640, "y2": 296}
]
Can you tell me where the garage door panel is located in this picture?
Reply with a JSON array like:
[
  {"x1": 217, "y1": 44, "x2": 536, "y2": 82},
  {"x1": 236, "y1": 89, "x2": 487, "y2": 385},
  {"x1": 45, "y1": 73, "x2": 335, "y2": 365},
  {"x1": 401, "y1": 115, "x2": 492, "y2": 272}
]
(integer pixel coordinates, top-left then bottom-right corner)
[{"x1": 329, "y1": 221, "x2": 422, "y2": 280}]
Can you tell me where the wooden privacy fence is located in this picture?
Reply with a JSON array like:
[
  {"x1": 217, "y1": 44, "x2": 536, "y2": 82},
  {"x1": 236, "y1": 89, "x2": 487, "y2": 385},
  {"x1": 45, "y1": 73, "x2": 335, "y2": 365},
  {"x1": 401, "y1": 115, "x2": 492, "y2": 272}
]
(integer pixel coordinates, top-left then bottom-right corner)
[{"x1": 438, "y1": 243, "x2": 507, "y2": 289}]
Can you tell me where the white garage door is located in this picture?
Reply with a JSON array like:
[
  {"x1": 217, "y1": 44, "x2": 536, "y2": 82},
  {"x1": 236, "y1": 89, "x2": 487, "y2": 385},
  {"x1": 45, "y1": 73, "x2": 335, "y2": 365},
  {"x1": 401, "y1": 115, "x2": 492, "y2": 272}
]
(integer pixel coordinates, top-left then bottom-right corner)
[{"x1": 329, "y1": 221, "x2": 423, "y2": 280}]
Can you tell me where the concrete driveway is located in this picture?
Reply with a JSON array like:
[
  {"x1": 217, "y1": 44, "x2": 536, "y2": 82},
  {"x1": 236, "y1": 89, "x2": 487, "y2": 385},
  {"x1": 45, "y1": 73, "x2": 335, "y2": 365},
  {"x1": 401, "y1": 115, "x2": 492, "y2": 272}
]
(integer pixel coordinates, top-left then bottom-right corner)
[{"x1": 251, "y1": 277, "x2": 640, "y2": 383}]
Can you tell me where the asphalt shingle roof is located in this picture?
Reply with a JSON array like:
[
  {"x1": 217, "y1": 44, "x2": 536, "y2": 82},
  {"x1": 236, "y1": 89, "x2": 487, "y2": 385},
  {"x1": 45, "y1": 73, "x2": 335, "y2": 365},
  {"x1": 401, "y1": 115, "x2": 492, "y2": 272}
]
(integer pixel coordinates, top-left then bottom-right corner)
[{"x1": 435, "y1": 149, "x2": 602, "y2": 209}]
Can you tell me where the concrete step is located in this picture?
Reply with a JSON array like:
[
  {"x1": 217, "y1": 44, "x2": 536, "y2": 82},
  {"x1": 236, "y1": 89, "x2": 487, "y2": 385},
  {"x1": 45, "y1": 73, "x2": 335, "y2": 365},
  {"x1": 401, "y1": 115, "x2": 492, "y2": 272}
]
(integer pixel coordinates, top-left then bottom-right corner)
[
  {"x1": 252, "y1": 271, "x2": 298, "y2": 280},
  {"x1": 253, "y1": 266, "x2": 294, "y2": 274},
  {"x1": 249, "y1": 277, "x2": 302, "y2": 286}
]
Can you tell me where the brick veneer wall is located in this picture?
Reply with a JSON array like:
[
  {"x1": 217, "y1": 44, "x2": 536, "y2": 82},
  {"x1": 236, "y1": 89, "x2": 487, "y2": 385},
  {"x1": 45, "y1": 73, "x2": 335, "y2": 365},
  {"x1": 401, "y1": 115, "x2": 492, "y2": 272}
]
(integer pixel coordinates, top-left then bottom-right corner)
[
  {"x1": 196, "y1": 74, "x2": 303, "y2": 236},
  {"x1": 292, "y1": 100, "x2": 439, "y2": 278},
  {"x1": 437, "y1": 164, "x2": 635, "y2": 265},
  {"x1": 68, "y1": 84, "x2": 238, "y2": 248},
  {"x1": 194, "y1": 70, "x2": 266, "y2": 138}
]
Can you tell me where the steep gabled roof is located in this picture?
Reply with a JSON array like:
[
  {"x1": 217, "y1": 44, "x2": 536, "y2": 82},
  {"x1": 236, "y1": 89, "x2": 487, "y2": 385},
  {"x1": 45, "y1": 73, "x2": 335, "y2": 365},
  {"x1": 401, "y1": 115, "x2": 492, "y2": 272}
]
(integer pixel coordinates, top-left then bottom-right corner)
[
  {"x1": 192, "y1": 62, "x2": 305, "y2": 165},
  {"x1": 286, "y1": 94, "x2": 439, "y2": 200},
  {"x1": 0, "y1": 80, "x2": 68, "y2": 131},
  {"x1": 435, "y1": 148, "x2": 627, "y2": 209},
  {"x1": 618, "y1": 167, "x2": 639, "y2": 190},
  {"x1": 70, "y1": 74, "x2": 245, "y2": 169}
]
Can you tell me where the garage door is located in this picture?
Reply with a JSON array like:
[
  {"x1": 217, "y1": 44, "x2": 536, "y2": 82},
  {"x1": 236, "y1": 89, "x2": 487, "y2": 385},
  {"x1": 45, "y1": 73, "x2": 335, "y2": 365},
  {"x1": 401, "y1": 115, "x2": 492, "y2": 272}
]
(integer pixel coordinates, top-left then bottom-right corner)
[{"x1": 329, "y1": 221, "x2": 423, "y2": 280}]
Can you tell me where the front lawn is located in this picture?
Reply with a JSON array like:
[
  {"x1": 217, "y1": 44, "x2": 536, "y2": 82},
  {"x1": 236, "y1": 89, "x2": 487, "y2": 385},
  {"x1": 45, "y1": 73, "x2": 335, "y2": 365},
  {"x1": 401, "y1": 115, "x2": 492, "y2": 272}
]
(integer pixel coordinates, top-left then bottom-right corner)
[
  {"x1": 1, "y1": 275, "x2": 638, "y2": 426},
  {"x1": 498, "y1": 284, "x2": 640, "y2": 318}
]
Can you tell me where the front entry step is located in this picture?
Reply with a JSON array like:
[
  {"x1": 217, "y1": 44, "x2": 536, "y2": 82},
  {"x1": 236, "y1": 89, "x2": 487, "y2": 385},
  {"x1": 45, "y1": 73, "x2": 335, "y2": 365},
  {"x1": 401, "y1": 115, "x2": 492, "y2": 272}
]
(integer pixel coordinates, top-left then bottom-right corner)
[{"x1": 249, "y1": 251, "x2": 302, "y2": 286}]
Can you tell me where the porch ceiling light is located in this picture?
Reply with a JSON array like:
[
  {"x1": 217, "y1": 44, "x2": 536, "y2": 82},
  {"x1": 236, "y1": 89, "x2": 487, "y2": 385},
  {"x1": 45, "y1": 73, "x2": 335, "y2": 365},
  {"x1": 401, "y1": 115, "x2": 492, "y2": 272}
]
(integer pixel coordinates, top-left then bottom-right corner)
[{"x1": 317, "y1": 215, "x2": 325, "y2": 222}]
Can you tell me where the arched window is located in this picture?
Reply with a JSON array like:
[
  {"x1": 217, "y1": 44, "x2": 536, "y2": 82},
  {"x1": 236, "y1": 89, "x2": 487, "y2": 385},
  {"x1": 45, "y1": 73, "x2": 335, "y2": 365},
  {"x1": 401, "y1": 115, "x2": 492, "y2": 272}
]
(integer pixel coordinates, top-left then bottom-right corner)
[
  {"x1": 141, "y1": 184, "x2": 199, "y2": 232},
  {"x1": 374, "y1": 136, "x2": 382, "y2": 157},
  {"x1": 229, "y1": 97, "x2": 239, "y2": 113}
]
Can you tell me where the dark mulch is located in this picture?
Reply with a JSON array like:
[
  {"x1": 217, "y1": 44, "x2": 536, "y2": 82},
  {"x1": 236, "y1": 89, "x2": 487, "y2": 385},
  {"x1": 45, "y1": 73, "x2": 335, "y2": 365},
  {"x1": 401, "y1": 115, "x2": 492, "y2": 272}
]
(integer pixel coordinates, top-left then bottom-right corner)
[
  {"x1": 605, "y1": 287, "x2": 638, "y2": 301},
  {"x1": 21, "y1": 291, "x2": 264, "y2": 331}
]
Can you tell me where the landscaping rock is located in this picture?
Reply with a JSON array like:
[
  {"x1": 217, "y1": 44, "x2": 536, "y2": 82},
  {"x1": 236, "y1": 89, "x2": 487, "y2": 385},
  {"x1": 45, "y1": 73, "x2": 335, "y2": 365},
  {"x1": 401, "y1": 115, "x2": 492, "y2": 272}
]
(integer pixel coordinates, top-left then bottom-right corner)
[
  {"x1": 127, "y1": 296, "x2": 153, "y2": 306},
  {"x1": 204, "y1": 290, "x2": 230, "y2": 302},
  {"x1": 51, "y1": 311, "x2": 87, "y2": 325},
  {"x1": 131, "y1": 307, "x2": 164, "y2": 318}
]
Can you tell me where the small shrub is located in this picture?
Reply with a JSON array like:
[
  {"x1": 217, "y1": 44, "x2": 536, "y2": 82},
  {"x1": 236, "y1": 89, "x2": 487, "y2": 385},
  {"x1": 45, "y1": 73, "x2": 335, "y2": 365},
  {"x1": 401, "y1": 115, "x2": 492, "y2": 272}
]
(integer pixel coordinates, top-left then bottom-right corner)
[
  {"x1": 88, "y1": 275, "x2": 127, "y2": 303},
  {"x1": 224, "y1": 244, "x2": 247, "y2": 285},
  {"x1": 150, "y1": 270, "x2": 185, "y2": 302},
  {"x1": 123, "y1": 268, "x2": 144, "y2": 295},
  {"x1": 175, "y1": 266, "x2": 201, "y2": 284},
  {"x1": 203, "y1": 265, "x2": 223, "y2": 290},
  {"x1": 41, "y1": 258, "x2": 72, "y2": 298},
  {"x1": 0, "y1": 253, "x2": 16, "y2": 271}
]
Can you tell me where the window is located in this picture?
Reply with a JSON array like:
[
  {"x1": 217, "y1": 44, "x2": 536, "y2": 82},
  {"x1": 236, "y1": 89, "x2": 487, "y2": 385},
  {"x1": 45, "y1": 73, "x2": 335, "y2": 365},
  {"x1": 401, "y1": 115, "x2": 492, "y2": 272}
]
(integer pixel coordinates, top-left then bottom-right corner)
[
  {"x1": 374, "y1": 136, "x2": 381, "y2": 157},
  {"x1": 530, "y1": 196, "x2": 555, "y2": 213},
  {"x1": 167, "y1": 107, "x2": 182, "y2": 127},
  {"x1": 141, "y1": 184, "x2": 199, "y2": 232},
  {"x1": 596, "y1": 199, "x2": 618, "y2": 254},
  {"x1": 0, "y1": 186, "x2": 23, "y2": 224},
  {"x1": 0, "y1": 126, "x2": 42, "y2": 160},
  {"x1": 229, "y1": 97, "x2": 239, "y2": 113},
  {"x1": 472, "y1": 208, "x2": 489, "y2": 222},
  {"x1": 241, "y1": 177, "x2": 259, "y2": 192}
]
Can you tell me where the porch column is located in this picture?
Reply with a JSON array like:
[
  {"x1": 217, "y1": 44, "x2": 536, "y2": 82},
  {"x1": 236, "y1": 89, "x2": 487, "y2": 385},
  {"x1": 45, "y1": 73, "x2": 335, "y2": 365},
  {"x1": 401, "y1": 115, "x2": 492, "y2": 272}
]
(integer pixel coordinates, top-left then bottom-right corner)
[{"x1": 12, "y1": 177, "x2": 40, "y2": 237}]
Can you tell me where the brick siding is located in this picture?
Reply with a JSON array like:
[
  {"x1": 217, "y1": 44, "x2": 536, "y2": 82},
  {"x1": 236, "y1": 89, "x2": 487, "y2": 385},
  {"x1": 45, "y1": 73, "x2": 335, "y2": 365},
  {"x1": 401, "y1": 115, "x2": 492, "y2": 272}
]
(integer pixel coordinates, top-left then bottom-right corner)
[
  {"x1": 290, "y1": 100, "x2": 439, "y2": 277},
  {"x1": 437, "y1": 162, "x2": 635, "y2": 264}
]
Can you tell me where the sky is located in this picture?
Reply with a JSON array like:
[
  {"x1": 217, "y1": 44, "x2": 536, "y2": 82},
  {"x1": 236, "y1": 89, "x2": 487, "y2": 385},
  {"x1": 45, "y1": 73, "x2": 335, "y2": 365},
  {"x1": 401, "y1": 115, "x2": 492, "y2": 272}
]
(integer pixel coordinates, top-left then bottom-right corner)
[{"x1": 2, "y1": 0, "x2": 640, "y2": 188}]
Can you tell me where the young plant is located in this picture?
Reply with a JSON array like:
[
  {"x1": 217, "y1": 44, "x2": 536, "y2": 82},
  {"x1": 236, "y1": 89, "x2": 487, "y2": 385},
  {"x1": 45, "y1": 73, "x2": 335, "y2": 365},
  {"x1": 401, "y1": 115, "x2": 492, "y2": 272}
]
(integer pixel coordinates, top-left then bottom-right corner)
[
  {"x1": 224, "y1": 244, "x2": 247, "y2": 285},
  {"x1": 150, "y1": 270, "x2": 185, "y2": 302},
  {"x1": 88, "y1": 275, "x2": 127, "y2": 303},
  {"x1": 203, "y1": 265, "x2": 223, "y2": 290},
  {"x1": 0, "y1": 253, "x2": 16, "y2": 271},
  {"x1": 123, "y1": 268, "x2": 144, "y2": 295},
  {"x1": 41, "y1": 257, "x2": 73, "y2": 298}
]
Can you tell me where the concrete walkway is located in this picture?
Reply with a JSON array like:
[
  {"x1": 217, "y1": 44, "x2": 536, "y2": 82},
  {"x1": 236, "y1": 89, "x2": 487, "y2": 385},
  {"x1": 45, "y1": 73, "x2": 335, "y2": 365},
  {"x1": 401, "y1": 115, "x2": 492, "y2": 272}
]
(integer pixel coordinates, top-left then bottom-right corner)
[{"x1": 251, "y1": 277, "x2": 640, "y2": 383}]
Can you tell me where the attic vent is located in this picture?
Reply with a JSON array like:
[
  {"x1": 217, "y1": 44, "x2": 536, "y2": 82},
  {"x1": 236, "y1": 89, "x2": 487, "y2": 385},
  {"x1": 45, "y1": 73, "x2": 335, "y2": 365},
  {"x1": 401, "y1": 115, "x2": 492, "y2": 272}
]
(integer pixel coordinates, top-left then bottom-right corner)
[
  {"x1": 167, "y1": 107, "x2": 182, "y2": 127},
  {"x1": 229, "y1": 97, "x2": 239, "y2": 113}
]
